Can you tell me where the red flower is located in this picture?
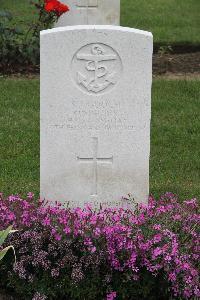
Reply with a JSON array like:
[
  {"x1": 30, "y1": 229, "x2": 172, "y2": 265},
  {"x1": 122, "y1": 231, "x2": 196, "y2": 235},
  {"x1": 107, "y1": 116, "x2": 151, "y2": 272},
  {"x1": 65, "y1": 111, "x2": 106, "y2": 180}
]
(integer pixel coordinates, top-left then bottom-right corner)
[
  {"x1": 44, "y1": 0, "x2": 69, "y2": 16},
  {"x1": 56, "y1": 3, "x2": 69, "y2": 15},
  {"x1": 45, "y1": 0, "x2": 56, "y2": 12}
]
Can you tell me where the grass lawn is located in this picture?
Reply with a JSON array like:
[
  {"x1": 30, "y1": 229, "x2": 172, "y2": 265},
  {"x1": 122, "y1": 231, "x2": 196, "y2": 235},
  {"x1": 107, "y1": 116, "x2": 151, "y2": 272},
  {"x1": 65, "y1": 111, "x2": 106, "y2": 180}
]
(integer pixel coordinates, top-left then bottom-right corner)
[
  {"x1": 0, "y1": 0, "x2": 200, "y2": 45},
  {"x1": 121, "y1": 0, "x2": 200, "y2": 45},
  {"x1": 151, "y1": 79, "x2": 200, "y2": 199},
  {"x1": 0, "y1": 78, "x2": 199, "y2": 200},
  {"x1": 0, "y1": 78, "x2": 39, "y2": 197}
]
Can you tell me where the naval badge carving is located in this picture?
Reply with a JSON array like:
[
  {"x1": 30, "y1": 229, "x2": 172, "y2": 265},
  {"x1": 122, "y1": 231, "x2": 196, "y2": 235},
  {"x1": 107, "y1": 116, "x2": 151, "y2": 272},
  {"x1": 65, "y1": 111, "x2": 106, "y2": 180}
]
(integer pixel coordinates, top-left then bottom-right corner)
[{"x1": 72, "y1": 43, "x2": 122, "y2": 94}]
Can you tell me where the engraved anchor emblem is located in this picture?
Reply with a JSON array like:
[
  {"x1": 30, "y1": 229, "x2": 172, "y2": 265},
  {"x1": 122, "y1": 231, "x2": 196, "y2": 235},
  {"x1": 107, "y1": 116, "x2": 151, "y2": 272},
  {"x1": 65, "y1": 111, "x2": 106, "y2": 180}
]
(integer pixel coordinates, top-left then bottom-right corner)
[{"x1": 76, "y1": 44, "x2": 118, "y2": 93}]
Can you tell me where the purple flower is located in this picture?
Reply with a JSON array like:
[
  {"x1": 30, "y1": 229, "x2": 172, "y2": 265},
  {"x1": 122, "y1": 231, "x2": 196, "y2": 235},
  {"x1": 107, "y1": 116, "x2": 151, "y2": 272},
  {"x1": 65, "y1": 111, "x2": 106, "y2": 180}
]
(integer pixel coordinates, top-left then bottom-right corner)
[
  {"x1": 32, "y1": 292, "x2": 47, "y2": 300},
  {"x1": 0, "y1": 192, "x2": 199, "y2": 299},
  {"x1": 107, "y1": 291, "x2": 117, "y2": 300}
]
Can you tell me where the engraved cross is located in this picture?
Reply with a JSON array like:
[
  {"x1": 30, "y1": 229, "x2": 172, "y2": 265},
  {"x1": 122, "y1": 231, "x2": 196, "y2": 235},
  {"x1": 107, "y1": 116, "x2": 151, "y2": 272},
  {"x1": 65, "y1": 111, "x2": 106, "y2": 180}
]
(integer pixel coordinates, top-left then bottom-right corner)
[
  {"x1": 77, "y1": 137, "x2": 113, "y2": 196},
  {"x1": 76, "y1": 0, "x2": 98, "y2": 24}
]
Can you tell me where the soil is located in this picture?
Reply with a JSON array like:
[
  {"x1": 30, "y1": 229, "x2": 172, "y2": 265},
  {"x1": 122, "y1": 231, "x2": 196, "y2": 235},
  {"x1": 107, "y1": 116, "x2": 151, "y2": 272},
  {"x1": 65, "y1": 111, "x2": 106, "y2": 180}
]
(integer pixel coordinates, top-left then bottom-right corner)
[
  {"x1": 153, "y1": 51, "x2": 200, "y2": 75},
  {"x1": 0, "y1": 52, "x2": 200, "y2": 77}
]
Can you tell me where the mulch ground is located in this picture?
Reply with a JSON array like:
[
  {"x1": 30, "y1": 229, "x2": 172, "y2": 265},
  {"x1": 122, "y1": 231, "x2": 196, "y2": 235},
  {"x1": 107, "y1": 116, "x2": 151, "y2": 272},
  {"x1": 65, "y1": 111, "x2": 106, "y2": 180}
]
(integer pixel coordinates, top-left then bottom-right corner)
[
  {"x1": 1, "y1": 52, "x2": 200, "y2": 77},
  {"x1": 153, "y1": 51, "x2": 200, "y2": 75}
]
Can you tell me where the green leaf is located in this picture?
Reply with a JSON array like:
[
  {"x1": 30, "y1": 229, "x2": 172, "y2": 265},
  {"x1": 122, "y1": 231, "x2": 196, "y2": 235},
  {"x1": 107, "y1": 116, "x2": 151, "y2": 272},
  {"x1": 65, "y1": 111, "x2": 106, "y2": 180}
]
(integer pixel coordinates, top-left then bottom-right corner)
[
  {"x1": 0, "y1": 225, "x2": 13, "y2": 246},
  {"x1": 0, "y1": 10, "x2": 13, "y2": 20},
  {"x1": 14, "y1": 27, "x2": 23, "y2": 35},
  {"x1": 0, "y1": 246, "x2": 15, "y2": 261}
]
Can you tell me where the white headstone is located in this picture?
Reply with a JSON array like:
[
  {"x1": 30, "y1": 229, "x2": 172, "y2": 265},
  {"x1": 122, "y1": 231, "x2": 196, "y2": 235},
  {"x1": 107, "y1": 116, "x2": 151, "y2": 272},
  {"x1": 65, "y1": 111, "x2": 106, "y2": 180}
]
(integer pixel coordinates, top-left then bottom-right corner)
[
  {"x1": 40, "y1": 25, "x2": 153, "y2": 207},
  {"x1": 55, "y1": 0, "x2": 120, "y2": 26}
]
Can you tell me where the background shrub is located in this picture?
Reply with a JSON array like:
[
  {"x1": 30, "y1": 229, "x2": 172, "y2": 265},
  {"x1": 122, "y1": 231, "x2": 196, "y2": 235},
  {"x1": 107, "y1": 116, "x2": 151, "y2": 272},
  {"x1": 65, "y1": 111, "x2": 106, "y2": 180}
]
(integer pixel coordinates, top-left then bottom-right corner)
[
  {"x1": 0, "y1": 10, "x2": 40, "y2": 73},
  {"x1": 0, "y1": 0, "x2": 69, "y2": 74}
]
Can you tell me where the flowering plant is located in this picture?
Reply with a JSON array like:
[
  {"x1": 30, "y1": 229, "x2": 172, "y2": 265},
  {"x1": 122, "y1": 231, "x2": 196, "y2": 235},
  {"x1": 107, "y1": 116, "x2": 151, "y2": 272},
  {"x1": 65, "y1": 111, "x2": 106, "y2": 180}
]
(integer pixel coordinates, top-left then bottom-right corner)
[
  {"x1": 34, "y1": 0, "x2": 69, "y2": 29},
  {"x1": 30, "y1": 0, "x2": 69, "y2": 39},
  {"x1": 44, "y1": 0, "x2": 70, "y2": 16},
  {"x1": 0, "y1": 0, "x2": 69, "y2": 73},
  {"x1": 0, "y1": 193, "x2": 199, "y2": 299}
]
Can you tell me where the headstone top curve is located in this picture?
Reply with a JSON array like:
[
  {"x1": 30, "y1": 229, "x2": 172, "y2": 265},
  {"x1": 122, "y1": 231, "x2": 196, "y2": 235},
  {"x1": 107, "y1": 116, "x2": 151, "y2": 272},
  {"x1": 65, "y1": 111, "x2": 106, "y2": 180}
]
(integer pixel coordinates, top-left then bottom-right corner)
[{"x1": 40, "y1": 25, "x2": 153, "y2": 39}]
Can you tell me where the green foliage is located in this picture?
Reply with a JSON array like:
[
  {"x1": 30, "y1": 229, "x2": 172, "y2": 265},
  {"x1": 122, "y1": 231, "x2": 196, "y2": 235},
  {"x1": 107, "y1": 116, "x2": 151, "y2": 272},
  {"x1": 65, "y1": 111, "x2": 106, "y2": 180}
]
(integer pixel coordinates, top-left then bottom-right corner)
[
  {"x1": 0, "y1": 10, "x2": 23, "y2": 59},
  {"x1": 0, "y1": 9, "x2": 40, "y2": 72},
  {"x1": 0, "y1": 2, "x2": 62, "y2": 73},
  {"x1": 0, "y1": 226, "x2": 16, "y2": 261}
]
